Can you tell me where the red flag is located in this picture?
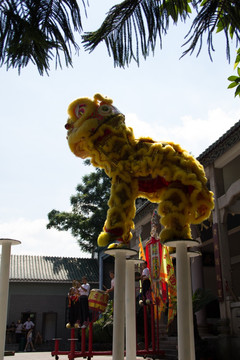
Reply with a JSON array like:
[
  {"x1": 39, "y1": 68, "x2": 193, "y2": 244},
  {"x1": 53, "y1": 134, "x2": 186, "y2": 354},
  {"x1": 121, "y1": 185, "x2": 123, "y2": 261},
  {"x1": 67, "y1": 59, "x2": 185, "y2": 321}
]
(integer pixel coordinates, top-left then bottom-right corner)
[
  {"x1": 160, "y1": 245, "x2": 177, "y2": 325},
  {"x1": 138, "y1": 235, "x2": 146, "y2": 260}
]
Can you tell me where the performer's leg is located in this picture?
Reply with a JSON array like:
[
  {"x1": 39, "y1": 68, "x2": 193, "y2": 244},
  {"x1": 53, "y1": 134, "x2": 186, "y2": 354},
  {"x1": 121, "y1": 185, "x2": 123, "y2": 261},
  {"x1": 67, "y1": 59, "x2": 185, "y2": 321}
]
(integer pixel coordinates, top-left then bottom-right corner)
[
  {"x1": 69, "y1": 300, "x2": 75, "y2": 326},
  {"x1": 97, "y1": 178, "x2": 138, "y2": 246},
  {"x1": 158, "y1": 185, "x2": 191, "y2": 241}
]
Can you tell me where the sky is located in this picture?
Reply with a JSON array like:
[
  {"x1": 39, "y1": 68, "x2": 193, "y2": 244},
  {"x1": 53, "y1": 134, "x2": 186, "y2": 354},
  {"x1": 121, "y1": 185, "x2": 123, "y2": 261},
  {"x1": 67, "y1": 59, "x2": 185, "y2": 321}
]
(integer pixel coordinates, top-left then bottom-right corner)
[{"x1": 0, "y1": 1, "x2": 240, "y2": 258}]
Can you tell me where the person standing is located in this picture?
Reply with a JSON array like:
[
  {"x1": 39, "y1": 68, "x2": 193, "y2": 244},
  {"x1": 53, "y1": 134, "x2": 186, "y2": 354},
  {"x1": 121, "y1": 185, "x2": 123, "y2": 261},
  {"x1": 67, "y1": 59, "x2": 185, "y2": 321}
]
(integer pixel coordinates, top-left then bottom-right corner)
[
  {"x1": 8, "y1": 322, "x2": 16, "y2": 343},
  {"x1": 79, "y1": 276, "x2": 90, "y2": 328},
  {"x1": 15, "y1": 320, "x2": 23, "y2": 344},
  {"x1": 23, "y1": 317, "x2": 35, "y2": 331},
  {"x1": 141, "y1": 261, "x2": 151, "y2": 304},
  {"x1": 67, "y1": 280, "x2": 80, "y2": 328},
  {"x1": 106, "y1": 271, "x2": 115, "y2": 296}
]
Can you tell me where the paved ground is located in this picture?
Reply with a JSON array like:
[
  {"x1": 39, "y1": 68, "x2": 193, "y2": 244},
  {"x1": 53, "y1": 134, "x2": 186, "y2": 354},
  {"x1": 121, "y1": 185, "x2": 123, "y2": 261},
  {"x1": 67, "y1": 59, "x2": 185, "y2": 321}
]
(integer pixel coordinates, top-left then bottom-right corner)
[
  {"x1": 4, "y1": 351, "x2": 145, "y2": 360},
  {"x1": 4, "y1": 352, "x2": 110, "y2": 360}
]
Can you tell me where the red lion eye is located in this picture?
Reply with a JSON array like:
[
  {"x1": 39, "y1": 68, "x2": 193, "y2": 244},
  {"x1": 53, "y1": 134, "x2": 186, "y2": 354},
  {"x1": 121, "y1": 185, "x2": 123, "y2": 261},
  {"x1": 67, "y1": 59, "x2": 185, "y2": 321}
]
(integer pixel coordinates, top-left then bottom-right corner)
[{"x1": 65, "y1": 123, "x2": 73, "y2": 130}]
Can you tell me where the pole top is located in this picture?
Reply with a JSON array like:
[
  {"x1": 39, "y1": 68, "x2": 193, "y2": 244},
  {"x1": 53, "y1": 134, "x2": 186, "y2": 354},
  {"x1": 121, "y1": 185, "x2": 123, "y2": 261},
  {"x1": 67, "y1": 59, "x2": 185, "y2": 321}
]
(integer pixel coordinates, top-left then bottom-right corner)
[
  {"x1": 104, "y1": 248, "x2": 137, "y2": 258},
  {"x1": 126, "y1": 258, "x2": 145, "y2": 264},
  {"x1": 163, "y1": 239, "x2": 200, "y2": 248},
  {"x1": 0, "y1": 238, "x2": 21, "y2": 246}
]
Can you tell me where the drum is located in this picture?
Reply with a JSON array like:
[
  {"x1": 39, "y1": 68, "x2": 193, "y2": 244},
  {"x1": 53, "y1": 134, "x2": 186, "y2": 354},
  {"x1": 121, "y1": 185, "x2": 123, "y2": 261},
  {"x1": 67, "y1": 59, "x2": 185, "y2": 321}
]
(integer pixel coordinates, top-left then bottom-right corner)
[{"x1": 88, "y1": 289, "x2": 109, "y2": 312}]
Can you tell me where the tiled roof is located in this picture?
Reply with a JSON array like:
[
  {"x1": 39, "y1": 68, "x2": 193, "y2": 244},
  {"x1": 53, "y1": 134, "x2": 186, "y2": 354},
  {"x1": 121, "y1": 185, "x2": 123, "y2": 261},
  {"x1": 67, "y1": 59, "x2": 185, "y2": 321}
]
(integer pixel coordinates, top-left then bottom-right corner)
[
  {"x1": 9, "y1": 255, "x2": 99, "y2": 284},
  {"x1": 197, "y1": 119, "x2": 240, "y2": 167}
]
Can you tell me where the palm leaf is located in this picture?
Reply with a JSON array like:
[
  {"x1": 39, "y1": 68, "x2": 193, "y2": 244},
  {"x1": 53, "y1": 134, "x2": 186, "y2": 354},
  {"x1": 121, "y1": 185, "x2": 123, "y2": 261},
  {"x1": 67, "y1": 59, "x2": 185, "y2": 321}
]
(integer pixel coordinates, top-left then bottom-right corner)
[
  {"x1": 0, "y1": 0, "x2": 88, "y2": 74},
  {"x1": 82, "y1": 0, "x2": 193, "y2": 67},
  {"x1": 182, "y1": 0, "x2": 240, "y2": 62},
  {"x1": 83, "y1": 0, "x2": 240, "y2": 67}
]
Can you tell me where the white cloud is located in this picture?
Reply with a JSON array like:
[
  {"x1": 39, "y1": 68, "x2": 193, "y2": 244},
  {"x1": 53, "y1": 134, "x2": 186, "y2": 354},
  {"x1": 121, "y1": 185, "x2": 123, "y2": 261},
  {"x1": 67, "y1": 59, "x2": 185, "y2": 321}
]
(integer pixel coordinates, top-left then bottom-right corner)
[
  {"x1": 0, "y1": 218, "x2": 90, "y2": 258},
  {"x1": 126, "y1": 107, "x2": 240, "y2": 157}
]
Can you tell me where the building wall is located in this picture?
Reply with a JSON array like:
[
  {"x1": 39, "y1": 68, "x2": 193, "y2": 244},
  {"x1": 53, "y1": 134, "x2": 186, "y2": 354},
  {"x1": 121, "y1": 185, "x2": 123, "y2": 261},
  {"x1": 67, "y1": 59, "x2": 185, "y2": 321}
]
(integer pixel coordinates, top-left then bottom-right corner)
[
  {"x1": 201, "y1": 139, "x2": 240, "y2": 334},
  {"x1": 222, "y1": 155, "x2": 240, "y2": 193},
  {"x1": 211, "y1": 141, "x2": 240, "y2": 327},
  {"x1": 8, "y1": 282, "x2": 70, "y2": 341},
  {"x1": 8, "y1": 280, "x2": 98, "y2": 342},
  {"x1": 232, "y1": 263, "x2": 240, "y2": 298}
]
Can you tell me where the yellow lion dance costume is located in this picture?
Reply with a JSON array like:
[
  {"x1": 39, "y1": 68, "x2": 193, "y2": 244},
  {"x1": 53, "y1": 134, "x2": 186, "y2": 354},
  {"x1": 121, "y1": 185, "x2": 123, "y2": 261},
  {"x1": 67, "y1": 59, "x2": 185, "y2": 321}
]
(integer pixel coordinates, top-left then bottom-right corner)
[{"x1": 65, "y1": 94, "x2": 214, "y2": 247}]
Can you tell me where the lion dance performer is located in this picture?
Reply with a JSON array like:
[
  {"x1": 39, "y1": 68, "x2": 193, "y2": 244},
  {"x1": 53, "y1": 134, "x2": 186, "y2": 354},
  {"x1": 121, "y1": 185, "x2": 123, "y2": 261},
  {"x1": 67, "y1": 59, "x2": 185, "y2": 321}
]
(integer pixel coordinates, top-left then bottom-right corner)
[{"x1": 65, "y1": 94, "x2": 214, "y2": 247}]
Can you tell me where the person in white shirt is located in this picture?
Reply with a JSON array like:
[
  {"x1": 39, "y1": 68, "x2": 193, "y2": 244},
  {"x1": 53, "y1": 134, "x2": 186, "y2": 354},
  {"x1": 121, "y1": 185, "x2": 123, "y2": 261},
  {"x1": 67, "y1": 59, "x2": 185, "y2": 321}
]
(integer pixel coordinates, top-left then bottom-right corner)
[
  {"x1": 79, "y1": 276, "x2": 90, "y2": 328},
  {"x1": 23, "y1": 317, "x2": 34, "y2": 331},
  {"x1": 141, "y1": 261, "x2": 151, "y2": 304},
  {"x1": 106, "y1": 271, "x2": 115, "y2": 295},
  {"x1": 141, "y1": 261, "x2": 150, "y2": 280}
]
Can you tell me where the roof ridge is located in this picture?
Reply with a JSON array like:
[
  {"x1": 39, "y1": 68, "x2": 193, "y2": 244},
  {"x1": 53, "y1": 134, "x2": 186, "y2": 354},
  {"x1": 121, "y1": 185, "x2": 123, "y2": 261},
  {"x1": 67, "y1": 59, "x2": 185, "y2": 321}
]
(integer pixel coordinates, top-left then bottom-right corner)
[
  {"x1": 197, "y1": 119, "x2": 240, "y2": 166},
  {"x1": 9, "y1": 255, "x2": 98, "y2": 283},
  {"x1": 11, "y1": 254, "x2": 92, "y2": 260}
]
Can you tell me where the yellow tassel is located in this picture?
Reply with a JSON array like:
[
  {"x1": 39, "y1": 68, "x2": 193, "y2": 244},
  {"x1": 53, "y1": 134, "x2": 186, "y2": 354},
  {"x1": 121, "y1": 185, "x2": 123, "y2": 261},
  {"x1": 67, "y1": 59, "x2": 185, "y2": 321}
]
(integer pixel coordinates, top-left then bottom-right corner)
[{"x1": 97, "y1": 232, "x2": 113, "y2": 247}]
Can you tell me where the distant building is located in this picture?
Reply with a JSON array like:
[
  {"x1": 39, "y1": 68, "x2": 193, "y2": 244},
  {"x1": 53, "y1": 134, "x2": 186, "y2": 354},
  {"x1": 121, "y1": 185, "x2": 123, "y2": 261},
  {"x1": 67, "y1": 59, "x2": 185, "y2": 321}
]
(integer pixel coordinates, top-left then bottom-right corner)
[{"x1": 7, "y1": 255, "x2": 99, "y2": 344}]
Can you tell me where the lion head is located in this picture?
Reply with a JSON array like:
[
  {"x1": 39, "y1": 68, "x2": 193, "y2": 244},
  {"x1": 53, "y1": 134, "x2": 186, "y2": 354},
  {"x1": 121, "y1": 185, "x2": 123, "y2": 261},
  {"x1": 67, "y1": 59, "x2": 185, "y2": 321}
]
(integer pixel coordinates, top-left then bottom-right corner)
[{"x1": 65, "y1": 94, "x2": 122, "y2": 158}]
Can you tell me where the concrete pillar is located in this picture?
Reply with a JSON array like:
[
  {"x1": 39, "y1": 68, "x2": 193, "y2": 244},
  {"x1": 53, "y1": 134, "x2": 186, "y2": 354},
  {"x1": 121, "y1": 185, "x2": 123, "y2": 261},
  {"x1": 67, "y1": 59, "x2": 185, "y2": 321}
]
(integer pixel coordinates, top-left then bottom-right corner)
[
  {"x1": 126, "y1": 260, "x2": 136, "y2": 360},
  {"x1": 105, "y1": 248, "x2": 137, "y2": 360},
  {"x1": 0, "y1": 239, "x2": 21, "y2": 360},
  {"x1": 125, "y1": 259, "x2": 144, "y2": 360},
  {"x1": 209, "y1": 164, "x2": 231, "y2": 319},
  {"x1": 191, "y1": 255, "x2": 207, "y2": 326},
  {"x1": 165, "y1": 239, "x2": 200, "y2": 360}
]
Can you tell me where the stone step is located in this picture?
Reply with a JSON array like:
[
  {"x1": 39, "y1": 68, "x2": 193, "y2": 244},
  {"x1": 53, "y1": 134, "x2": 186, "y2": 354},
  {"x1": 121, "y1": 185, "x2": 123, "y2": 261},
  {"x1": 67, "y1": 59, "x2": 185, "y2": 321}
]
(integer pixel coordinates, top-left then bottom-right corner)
[
  {"x1": 159, "y1": 337, "x2": 178, "y2": 360},
  {"x1": 160, "y1": 343, "x2": 177, "y2": 349}
]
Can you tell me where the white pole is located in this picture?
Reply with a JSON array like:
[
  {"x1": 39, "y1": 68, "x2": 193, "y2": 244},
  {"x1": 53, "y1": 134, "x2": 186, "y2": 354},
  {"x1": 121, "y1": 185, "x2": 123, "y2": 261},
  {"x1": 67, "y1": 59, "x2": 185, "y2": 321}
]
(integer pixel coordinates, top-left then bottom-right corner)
[
  {"x1": 113, "y1": 250, "x2": 126, "y2": 360},
  {"x1": 176, "y1": 241, "x2": 191, "y2": 360},
  {"x1": 104, "y1": 248, "x2": 137, "y2": 360},
  {"x1": 125, "y1": 259, "x2": 136, "y2": 360},
  {"x1": 0, "y1": 239, "x2": 21, "y2": 360},
  {"x1": 187, "y1": 254, "x2": 195, "y2": 360},
  {"x1": 166, "y1": 239, "x2": 200, "y2": 360}
]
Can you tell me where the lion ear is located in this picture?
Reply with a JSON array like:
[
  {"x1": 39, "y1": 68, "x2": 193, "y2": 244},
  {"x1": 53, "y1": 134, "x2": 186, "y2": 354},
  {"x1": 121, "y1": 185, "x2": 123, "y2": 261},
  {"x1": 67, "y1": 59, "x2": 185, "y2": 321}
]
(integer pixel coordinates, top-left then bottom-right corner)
[{"x1": 94, "y1": 93, "x2": 113, "y2": 105}]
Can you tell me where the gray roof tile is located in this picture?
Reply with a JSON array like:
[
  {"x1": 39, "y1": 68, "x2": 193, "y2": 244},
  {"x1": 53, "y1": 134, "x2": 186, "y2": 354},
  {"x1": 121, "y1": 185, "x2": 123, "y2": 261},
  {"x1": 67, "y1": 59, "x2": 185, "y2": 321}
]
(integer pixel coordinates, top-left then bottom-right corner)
[
  {"x1": 9, "y1": 255, "x2": 99, "y2": 283},
  {"x1": 197, "y1": 119, "x2": 240, "y2": 166}
]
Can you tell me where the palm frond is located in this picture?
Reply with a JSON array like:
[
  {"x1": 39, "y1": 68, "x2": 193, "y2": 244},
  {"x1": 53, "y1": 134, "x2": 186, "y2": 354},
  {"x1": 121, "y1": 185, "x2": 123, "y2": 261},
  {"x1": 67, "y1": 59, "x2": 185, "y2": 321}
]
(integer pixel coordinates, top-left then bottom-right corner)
[
  {"x1": 83, "y1": 0, "x2": 240, "y2": 67},
  {"x1": 182, "y1": 0, "x2": 240, "y2": 62},
  {"x1": 0, "y1": 0, "x2": 88, "y2": 74},
  {"x1": 82, "y1": 0, "x2": 193, "y2": 67}
]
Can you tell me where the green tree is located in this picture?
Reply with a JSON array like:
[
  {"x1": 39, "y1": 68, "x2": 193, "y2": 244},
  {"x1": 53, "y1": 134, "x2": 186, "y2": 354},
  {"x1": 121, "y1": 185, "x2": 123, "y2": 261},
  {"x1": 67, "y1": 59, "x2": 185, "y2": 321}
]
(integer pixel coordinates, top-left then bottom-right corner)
[
  {"x1": 47, "y1": 160, "x2": 111, "y2": 254},
  {"x1": 0, "y1": 0, "x2": 87, "y2": 74},
  {"x1": 82, "y1": 0, "x2": 240, "y2": 97},
  {"x1": 228, "y1": 48, "x2": 240, "y2": 97}
]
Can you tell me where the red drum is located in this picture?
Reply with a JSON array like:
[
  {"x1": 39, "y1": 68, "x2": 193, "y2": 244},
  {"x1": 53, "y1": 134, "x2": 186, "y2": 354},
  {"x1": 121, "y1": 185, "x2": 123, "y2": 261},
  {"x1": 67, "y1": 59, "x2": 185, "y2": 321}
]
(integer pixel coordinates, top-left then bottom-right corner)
[{"x1": 88, "y1": 289, "x2": 109, "y2": 312}]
